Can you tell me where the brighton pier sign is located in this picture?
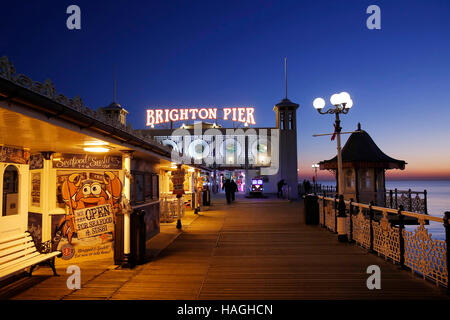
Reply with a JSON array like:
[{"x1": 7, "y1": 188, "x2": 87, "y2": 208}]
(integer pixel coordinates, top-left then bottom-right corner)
[{"x1": 146, "y1": 107, "x2": 256, "y2": 126}]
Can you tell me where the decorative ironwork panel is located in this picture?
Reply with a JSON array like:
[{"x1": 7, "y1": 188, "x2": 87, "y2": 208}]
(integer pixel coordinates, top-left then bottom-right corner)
[
  {"x1": 372, "y1": 211, "x2": 401, "y2": 263},
  {"x1": 353, "y1": 207, "x2": 371, "y2": 249},
  {"x1": 403, "y1": 219, "x2": 448, "y2": 287},
  {"x1": 319, "y1": 200, "x2": 324, "y2": 225},
  {"x1": 411, "y1": 194, "x2": 426, "y2": 214},
  {"x1": 385, "y1": 190, "x2": 426, "y2": 214},
  {"x1": 385, "y1": 193, "x2": 393, "y2": 209},
  {"x1": 325, "y1": 201, "x2": 336, "y2": 232},
  {"x1": 346, "y1": 211, "x2": 352, "y2": 240},
  {"x1": 398, "y1": 193, "x2": 410, "y2": 210}
]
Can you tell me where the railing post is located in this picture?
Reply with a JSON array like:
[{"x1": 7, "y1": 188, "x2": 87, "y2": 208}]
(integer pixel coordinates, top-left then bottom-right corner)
[
  {"x1": 398, "y1": 205, "x2": 405, "y2": 269},
  {"x1": 408, "y1": 189, "x2": 412, "y2": 211},
  {"x1": 337, "y1": 195, "x2": 348, "y2": 242},
  {"x1": 395, "y1": 188, "x2": 398, "y2": 209},
  {"x1": 369, "y1": 201, "x2": 375, "y2": 253},
  {"x1": 424, "y1": 190, "x2": 428, "y2": 215},
  {"x1": 349, "y1": 198, "x2": 354, "y2": 242},
  {"x1": 444, "y1": 211, "x2": 450, "y2": 295},
  {"x1": 389, "y1": 189, "x2": 393, "y2": 208},
  {"x1": 322, "y1": 197, "x2": 326, "y2": 228},
  {"x1": 334, "y1": 194, "x2": 338, "y2": 233}
]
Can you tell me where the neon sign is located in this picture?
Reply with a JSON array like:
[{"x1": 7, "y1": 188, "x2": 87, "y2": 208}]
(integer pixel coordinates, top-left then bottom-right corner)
[{"x1": 146, "y1": 107, "x2": 256, "y2": 126}]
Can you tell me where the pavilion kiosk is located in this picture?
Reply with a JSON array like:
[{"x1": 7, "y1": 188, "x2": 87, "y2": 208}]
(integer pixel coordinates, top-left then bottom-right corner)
[
  {"x1": 319, "y1": 123, "x2": 406, "y2": 205},
  {"x1": 0, "y1": 56, "x2": 211, "y2": 272}
]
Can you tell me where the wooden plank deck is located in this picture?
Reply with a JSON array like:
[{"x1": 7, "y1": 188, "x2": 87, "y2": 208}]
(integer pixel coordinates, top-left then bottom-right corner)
[{"x1": 4, "y1": 195, "x2": 449, "y2": 300}]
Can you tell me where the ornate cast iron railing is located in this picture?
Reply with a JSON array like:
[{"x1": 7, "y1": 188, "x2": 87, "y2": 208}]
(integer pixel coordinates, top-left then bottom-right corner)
[
  {"x1": 385, "y1": 189, "x2": 427, "y2": 214},
  {"x1": 300, "y1": 183, "x2": 336, "y2": 197},
  {"x1": 313, "y1": 187, "x2": 427, "y2": 214},
  {"x1": 317, "y1": 195, "x2": 449, "y2": 290}
]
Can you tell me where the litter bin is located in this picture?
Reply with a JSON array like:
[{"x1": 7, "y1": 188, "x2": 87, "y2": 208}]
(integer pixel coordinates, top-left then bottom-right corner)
[
  {"x1": 131, "y1": 209, "x2": 147, "y2": 265},
  {"x1": 114, "y1": 212, "x2": 124, "y2": 266},
  {"x1": 304, "y1": 194, "x2": 319, "y2": 225}
]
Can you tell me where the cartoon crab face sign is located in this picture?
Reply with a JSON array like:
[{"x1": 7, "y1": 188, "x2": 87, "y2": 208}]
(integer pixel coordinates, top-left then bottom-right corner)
[
  {"x1": 61, "y1": 171, "x2": 123, "y2": 212},
  {"x1": 75, "y1": 180, "x2": 109, "y2": 207}
]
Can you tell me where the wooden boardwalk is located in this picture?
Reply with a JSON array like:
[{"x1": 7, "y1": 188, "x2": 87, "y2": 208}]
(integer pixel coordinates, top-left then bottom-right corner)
[{"x1": 3, "y1": 195, "x2": 449, "y2": 300}]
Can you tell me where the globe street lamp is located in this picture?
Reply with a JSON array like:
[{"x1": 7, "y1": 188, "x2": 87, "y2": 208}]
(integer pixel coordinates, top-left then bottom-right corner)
[
  {"x1": 313, "y1": 92, "x2": 353, "y2": 243},
  {"x1": 313, "y1": 92, "x2": 353, "y2": 196}
]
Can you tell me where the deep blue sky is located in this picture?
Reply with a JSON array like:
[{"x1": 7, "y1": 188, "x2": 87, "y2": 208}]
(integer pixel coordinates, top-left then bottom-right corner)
[{"x1": 1, "y1": 0, "x2": 450, "y2": 179}]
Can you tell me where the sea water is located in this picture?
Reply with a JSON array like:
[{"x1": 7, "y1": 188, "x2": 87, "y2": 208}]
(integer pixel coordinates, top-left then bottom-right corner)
[{"x1": 386, "y1": 180, "x2": 450, "y2": 240}]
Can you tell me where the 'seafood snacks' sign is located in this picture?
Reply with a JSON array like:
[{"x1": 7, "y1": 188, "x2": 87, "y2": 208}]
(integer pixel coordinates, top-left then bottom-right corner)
[
  {"x1": 146, "y1": 107, "x2": 256, "y2": 126},
  {"x1": 74, "y1": 204, "x2": 114, "y2": 239},
  {"x1": 52, "y1": 154, "x2": 122, "y2": 170},
  {"x1": 171, "y1": 168, "x2": 185, "y2": 195}
]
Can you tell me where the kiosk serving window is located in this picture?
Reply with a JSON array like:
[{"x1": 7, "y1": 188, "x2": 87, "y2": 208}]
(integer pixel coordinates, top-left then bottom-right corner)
[{"x1": 131, "y1": 171, "x2": 159, "y2": 204}]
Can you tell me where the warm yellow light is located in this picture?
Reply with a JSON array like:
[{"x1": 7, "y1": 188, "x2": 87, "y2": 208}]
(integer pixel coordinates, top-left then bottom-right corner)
[
  {"x1": 84, "y1": 147, "x2": 110, "y2": 153},
  {"x1": 188, "y1": 168, "x2": 195, "y2": 173},
  {"x1": 84, "y1": 141, "x2": 108, "y2": 146}
]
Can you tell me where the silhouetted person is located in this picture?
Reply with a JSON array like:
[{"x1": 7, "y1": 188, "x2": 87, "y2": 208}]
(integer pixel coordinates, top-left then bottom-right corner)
[
  {"x1": 303, "y1": 179, "x2": 311, "y2": 195},
  {"x1": 223, "y1": 179, "x2": 232, "y2": 204},
  {"x1": 231, "y1": 180, "x2": 238, "y2": 201},
  {"x1": 277, "y1": 179, "x2": 286, "y2": 198}
]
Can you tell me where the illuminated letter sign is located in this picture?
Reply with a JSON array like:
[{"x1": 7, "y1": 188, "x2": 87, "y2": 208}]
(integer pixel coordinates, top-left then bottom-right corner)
[{"x1": 145, "y1": 107, "x2": 255, "y2": 126}]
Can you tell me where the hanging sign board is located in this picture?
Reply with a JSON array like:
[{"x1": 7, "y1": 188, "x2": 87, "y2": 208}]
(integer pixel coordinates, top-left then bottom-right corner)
[
  {"x1": 73, "y1": 204, "x2": 114, "y2": 239},
  {"x1": 0, "y1": 146, "x2": 30, "y2": 164},
  {"x1": 30, "y1": 154, "x2": 44, "y2": 170},
  {"x1": 171, "y1": 168, "x2": 185, "y2": 195},
  {"x1": 52, "y1": 154, "x2": 122, "y2": 170}
]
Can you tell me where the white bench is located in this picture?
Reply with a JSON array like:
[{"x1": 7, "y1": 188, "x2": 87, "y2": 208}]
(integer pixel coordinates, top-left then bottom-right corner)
[{"x1": 0, "y1": 232, "x2": 61, "y2": 280}]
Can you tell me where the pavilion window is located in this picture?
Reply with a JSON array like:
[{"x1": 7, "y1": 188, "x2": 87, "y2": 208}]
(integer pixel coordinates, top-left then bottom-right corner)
[
  {"x1": 280, "y1": 113, "x2": 285, "y2": 130},
  {"x1": 131, "y1": 172, "x2": 145, "y2": 204},
  {"x1": 144, "y1": 173, "x2": 152, "y2": 200},
  {"x1": 133, "y1": 172, "x2": 159, "y2": 204},
  {"x1": 360, "y1": 169, "x2": 372, "y2": 190},
  {"x1": 2, "y1": 165, "x2": 19, "y2": 216},
  {"x1": 345, "y1": 169, "x2": 354, "y2": 189}
]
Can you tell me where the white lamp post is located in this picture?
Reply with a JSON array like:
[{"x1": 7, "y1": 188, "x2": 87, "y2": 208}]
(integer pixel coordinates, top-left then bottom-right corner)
[
  {"x1": 312, "y1": 163, "x2": 319, "y2": 192},
  {"x1": 313, "y1": 92, "x2": 354, "y2": 242}
]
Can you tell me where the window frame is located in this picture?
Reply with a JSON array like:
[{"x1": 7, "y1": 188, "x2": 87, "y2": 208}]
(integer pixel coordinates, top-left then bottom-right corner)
[{"x1": 1, "y1": 164, "x2": 20, "y2": 217}]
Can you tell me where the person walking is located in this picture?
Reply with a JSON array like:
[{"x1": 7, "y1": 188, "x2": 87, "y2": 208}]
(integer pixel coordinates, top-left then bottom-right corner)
[
  {"x1": 231, "y1": 179, "x2": 238, "y2": 202},
  {"x1": 277, "y1": 179, "x2": 286, "y2": 198},
  {"x1": 223, "y1": 179, "x2": 232, "y2": 204}
]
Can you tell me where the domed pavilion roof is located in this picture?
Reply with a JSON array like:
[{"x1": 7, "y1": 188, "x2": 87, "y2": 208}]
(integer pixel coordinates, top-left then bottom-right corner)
[{"x1": 319, "y1": 123, "x2": 406, "y2": 170}]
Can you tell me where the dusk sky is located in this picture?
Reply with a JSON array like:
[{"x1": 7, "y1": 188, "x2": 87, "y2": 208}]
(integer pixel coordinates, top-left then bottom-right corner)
[{"x1": 1, "y1": 0, "x2": 450, "y2": 180}]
